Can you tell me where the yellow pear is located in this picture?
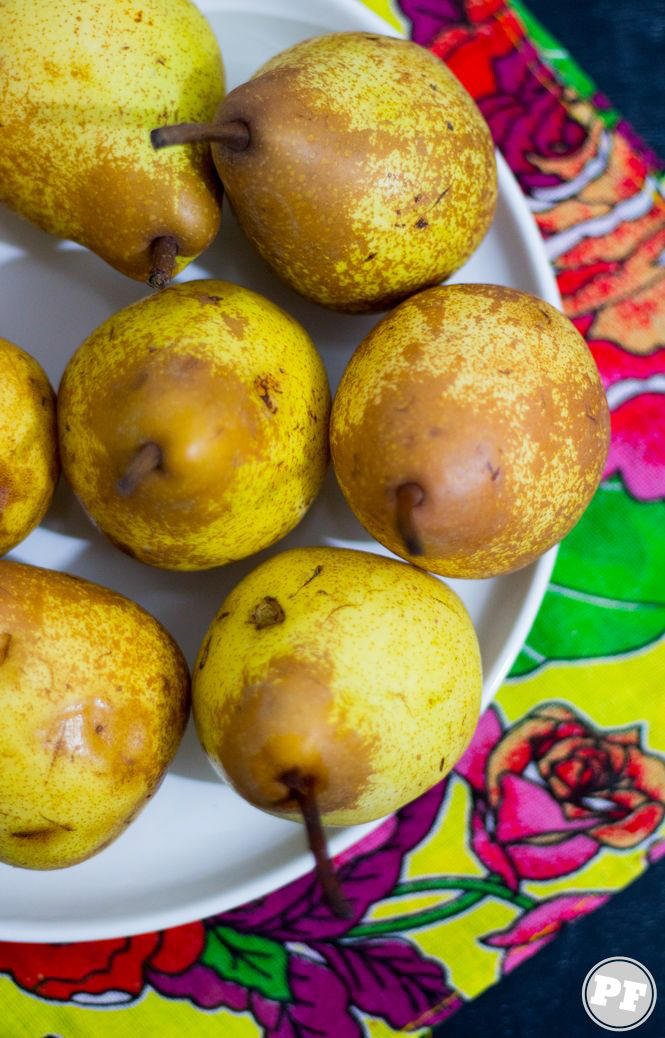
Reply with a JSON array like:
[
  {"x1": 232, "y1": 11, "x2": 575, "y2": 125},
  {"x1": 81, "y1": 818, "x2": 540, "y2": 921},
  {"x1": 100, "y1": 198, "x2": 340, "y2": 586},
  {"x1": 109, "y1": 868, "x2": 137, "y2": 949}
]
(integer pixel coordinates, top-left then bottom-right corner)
[
  {"x1": 152, "y1": 31, "x2": 497, "y2": 311},
  {"x1": 0, "y1": 0, "x2": 224, "y2": 286},
  {"x1": 58, "y1": 280, "x2": 331, "y2": 569},
  {"x1": 0, "y1": 336, "x2": 59, "y2": 556},
  {"x1": 192, "y1": 546, "x2": 481, "y2": 913},
  {"x1": 0, "y1": 561, "x2": 189, "y2": 869},
  {"x1": 331, "y1": 284, "x2": 610, "y2": 577}
]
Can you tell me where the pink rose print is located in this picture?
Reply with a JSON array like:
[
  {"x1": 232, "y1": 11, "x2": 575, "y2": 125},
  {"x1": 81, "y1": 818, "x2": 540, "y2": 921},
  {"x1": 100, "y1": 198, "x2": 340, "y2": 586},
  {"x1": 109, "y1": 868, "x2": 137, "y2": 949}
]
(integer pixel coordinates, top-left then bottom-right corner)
[
  {"x1": 482, "y1": 893, "x2": 610, "y2": 972},
  {"x1": 456, "y1": 704, "x2": 665, "y2": 889}
]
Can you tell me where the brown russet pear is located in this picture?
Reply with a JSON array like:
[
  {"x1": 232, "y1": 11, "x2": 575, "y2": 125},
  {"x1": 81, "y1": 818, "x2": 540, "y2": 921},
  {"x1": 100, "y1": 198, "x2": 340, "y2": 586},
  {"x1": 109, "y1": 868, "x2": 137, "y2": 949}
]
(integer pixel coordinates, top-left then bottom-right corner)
[
  {"x1": 331, "y1": 284, "x2": 611, "y2": 578},
  {"x1": 0, "y1": 336, "x2": 59, "y2": 556},
  {"x1": 0, "y1": 0, "x2": 224, "y2": 286},
  {"x1": 152, "y1": 31, "x2": 497, "y2": 311},
  {"x1": 58, "y1": 280, "x2": 330, "y2": 570},
  {"x1": 192, "y1": 546, "x2": 482, "y2": 914},
  {"x1": 0, "y1": 561, "x2": 190, "y2": 870}
]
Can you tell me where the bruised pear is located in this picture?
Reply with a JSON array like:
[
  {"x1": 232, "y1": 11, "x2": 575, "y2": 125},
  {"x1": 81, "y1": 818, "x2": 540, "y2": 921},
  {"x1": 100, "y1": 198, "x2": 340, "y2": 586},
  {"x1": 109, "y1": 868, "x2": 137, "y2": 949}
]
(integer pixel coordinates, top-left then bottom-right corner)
[
  {"x1": 0, "y1": 561, "x2": 189, "y2": 869},
  {"x1": 192, "y1": 546, "x2": 482, "y2": 914},
  {"x1": 0, "y1": 0, "x2": 224, "y2": 286},
  {"x1": 331, "y1": 284, "x2": 611, "y2": 578},
  {"x1": 152, "y1": 32, "x2": 497, "y2": 312},
  {"x1": 58, "y1": 280, "x2": 330, "y2": 569},
  {"x1": 0, "y1": 336, "x2": 58, "y2": 556}
]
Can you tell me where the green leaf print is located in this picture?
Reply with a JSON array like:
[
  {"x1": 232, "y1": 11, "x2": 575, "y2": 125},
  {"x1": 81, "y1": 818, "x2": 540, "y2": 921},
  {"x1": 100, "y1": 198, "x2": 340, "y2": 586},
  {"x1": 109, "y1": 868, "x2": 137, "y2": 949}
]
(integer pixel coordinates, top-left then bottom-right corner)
[
  {"x1": 201, "y1": 925, "x2": 292, "y2": 1002},
  {"x1": 511, "y1": 477, "x2": 665, "y2": 676}
]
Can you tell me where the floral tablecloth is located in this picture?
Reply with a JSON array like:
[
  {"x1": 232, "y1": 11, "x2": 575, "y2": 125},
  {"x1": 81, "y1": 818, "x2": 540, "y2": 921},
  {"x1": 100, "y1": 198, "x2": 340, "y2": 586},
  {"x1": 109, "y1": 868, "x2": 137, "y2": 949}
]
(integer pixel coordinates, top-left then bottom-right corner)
[{"x1": 1, "y1": 1, "x2": 663, "y2": 1034}]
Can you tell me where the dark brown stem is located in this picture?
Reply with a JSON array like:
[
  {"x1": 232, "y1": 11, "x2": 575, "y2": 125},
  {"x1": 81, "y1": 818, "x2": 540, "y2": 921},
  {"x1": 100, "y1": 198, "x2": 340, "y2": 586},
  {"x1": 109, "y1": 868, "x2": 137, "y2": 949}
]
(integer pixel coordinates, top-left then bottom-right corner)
[
  {"x1": 148, "y1": 235, "x2": 178, "y2": 290},
  {"x1": 150, "y1": 119, "x2": 251, "y2": 152},
  {"x1": 117, "y1": 442, "x2": 163, "y2": 497},
  {"x1": 281, "y1": 768, "x2": 352, "y2": 920},
  {"x1": 395, "y1": 482, "x2": 425, "y2": 556}
]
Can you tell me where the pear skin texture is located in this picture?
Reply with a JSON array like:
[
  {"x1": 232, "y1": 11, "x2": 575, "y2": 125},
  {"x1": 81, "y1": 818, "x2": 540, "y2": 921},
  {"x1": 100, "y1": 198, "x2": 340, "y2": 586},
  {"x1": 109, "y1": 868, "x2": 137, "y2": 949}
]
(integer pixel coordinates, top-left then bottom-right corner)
[
  {"x1": 0, "y1": 561, "x2": 190, "y2": 869},
  {"x1": 0, "y1": 0, "x2": 224, "y2": 281},
  {"x1": 58, "y1": 280, "x2": 331, "y2": 569},
  {"x1": 330, "y1": 284, "x2": 611, "y2": 578},
  {"x1": 0, "y1": 338, "x2": 59, "y2": 557},
  {"x1": 212, "y1": 32, "x2": 497, "y2": 312},
  {"x1": 192, "y1": 546, "x2": 482, "y2": 826}
]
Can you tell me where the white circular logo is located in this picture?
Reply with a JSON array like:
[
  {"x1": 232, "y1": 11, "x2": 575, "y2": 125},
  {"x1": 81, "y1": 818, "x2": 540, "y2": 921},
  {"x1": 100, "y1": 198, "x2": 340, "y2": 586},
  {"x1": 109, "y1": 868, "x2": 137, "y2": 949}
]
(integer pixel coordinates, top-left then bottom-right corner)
[{"x1": 582, "y1": 957, "x2": 657, "y2": 1031}]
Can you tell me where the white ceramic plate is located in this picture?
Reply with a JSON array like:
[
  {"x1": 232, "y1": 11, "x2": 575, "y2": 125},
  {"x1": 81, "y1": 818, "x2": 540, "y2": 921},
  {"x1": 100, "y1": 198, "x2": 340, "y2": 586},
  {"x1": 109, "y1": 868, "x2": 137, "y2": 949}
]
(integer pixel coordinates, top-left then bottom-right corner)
[{"x1": 0, "y1": 0, "x2": 559, "y2": 942}]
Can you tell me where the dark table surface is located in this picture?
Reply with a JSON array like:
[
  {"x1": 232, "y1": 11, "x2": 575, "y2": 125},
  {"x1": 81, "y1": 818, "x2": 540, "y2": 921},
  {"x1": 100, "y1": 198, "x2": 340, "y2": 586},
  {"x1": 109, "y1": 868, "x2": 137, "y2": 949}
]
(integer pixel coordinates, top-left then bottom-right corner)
[{"x1": 435, "y1": 1, "x2": 664, "y2": 1035}]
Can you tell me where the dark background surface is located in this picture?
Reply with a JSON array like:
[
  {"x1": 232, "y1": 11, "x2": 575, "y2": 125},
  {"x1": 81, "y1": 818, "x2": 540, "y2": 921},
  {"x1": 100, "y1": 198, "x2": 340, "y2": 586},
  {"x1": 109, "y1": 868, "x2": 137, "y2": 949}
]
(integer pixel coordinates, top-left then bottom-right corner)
[
  {"x1": 435, "y1": 1, "x2": 664, "y2": 1036},
  {"x1": 526, "y1": 0, "x2": 665, "y2": 157}
]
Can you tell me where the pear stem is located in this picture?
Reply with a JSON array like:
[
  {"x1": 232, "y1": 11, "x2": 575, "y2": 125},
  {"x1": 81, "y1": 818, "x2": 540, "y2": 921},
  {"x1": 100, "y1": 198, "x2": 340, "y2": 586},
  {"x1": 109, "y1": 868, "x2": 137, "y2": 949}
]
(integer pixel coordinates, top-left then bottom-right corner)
[
  {"x1": 395, "y1": 482, "x2": 425, "y2": 556},
  {"x1": 117, "y1": 442, "x2": 163, "y2": 497},
  {"x1": 148, "y1": 235, "x2": 178, "y2": 290},
  {"x1": 150, "y1": 120, "x2": 251, "y2": 152},
  {"x1": 281, "y1": 768, "x2": 352, "y2": 920}
]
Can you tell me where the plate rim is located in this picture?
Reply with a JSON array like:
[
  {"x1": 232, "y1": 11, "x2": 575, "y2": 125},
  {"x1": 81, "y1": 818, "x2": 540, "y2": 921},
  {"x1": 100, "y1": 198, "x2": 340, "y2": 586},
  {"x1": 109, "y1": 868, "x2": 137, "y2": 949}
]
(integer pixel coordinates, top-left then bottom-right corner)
[{"x1": 0, "y1": 0, "x2": 561, "y2": 942}]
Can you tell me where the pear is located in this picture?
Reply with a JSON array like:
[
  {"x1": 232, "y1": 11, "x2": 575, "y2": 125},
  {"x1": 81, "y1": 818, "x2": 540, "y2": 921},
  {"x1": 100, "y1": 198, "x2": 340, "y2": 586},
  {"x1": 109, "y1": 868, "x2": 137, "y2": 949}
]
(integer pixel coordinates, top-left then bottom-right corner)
[
  {"x1": 152, "y1": 31, "x2": 497, "y2": 311},
  {"x1": 0, "y1": 337, "x2": 59, "y2": 556},
  {"x1": 0, "y1": 0, "x2": 224, "y2": 286},
  {"x1": 192, "y1": 546, "x2": 481, "y2": 914},
  {"x1": 0, "y1": 560, "x2": 189, "y2": 869},
  {"x1": 58, "y1": 280, "x2": 331, "y2": 569},
  {"x1": 331, "y1": 284, "x2": 611, "y2": 578}
]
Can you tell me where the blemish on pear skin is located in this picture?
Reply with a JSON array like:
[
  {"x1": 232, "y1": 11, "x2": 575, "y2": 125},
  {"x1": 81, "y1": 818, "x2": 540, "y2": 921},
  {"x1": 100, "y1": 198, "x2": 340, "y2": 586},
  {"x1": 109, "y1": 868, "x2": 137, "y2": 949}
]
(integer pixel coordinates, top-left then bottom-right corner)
[
  {"x1": 486, "y1": 462, "x2": 501, "y2": 481},
  {"x1": 11, "y1": 827, "x2": 60, "y2": 840},
  {"x1": 291, "y1": 565, "x2": 323, "y2": 596},
  {"x1": 255, "y1": 375, "x2": 282, "y2": 414},
  {"x1": 198, "y1": 635, "x2": 212, "y2": 670},
  {"x1": 222, "y1": 312, "x2": 249, "y2": 338},
  {"x1": 249, "y1": 597, "x2": 285, "y2": 630},
  {"x1": 0, "y1": 632, "x2": 11, "y2": 665},
  {"x1": 12, "y1": 815, "x2": 74, "y2": 839},
  {"x1": 439, "y1": 755, "x2": 446, "y2": 772},
  {"x1": 215, "y1": 611, "x2": 231, "y2": 624}
]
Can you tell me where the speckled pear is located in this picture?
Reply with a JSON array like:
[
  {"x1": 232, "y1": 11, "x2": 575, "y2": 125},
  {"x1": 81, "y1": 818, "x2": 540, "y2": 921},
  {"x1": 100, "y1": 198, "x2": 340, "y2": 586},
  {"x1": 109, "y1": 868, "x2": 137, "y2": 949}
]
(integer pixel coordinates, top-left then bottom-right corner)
[
  {"x1": 152, "y1": 31, "x2": 497, "y2": 311},
  {"x1": 192, "y1": 546, "x2": 482, "y2": 913},
  {"x1": 58, "y1": 280, "x2": 330, "y2": 569},
  {"x1": 331, "y1": 284, "x2": 611, "y2": 577},
  {"x1": 0, "y1": 561, "x2": 189, "y2": 869},
  {"x1": 0, "y1": 0, "x2": 224, "y2": 285},
  {"x1": 0, "y1": 337, "x2": 59, "y2": 556}
]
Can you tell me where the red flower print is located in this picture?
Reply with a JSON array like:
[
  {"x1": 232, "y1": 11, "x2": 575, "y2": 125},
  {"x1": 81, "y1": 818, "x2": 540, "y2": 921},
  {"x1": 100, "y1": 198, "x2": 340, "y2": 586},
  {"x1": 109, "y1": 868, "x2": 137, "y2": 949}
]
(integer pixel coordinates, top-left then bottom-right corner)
[
  {"x1": 456, "y1": 705, "x2": 665, "y2": 888},
  {"x1": 0, "y1": 921, "x2": 205, "y2": 1003}
]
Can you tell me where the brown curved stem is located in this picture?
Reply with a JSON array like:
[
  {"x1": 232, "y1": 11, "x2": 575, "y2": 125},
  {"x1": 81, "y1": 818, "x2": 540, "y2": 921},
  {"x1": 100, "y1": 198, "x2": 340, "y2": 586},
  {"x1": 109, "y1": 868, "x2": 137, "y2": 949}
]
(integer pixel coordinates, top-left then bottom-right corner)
[
  {"x1": 281, "y1": 768, "x2": 352, "y2": 920},
  {"x1": 395, "y1": 482, "x2": 425, "y2": 556},
  {"x1": 150, "y1": 119, "x2": 251, "y2": 152},
  {"x1": 148, "y1": 235, "x2": 178, "y2": 290},
  {"x1": 117, "y1": 442, "x2": 163, "y2": 497}
]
